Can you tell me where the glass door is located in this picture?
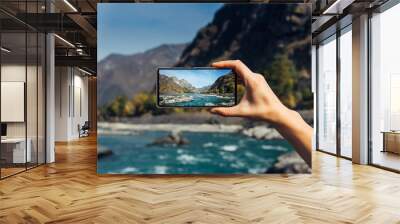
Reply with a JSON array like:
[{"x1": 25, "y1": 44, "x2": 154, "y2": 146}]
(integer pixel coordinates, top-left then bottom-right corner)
[{"x1": 317, "y1": 35, "x2": 337, "y2": 154}]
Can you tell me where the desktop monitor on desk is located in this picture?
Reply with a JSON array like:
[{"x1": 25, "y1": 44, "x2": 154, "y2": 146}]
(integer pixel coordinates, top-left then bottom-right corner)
[{"x1": 1, "y1": 123, "x2": 7, "y2": 139}]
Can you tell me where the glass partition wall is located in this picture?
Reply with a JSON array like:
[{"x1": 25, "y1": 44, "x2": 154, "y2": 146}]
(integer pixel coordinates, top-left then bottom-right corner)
[
  {"x1": 0, "y1": 2, "x2": 46, "y2": 179},
  {"x1": 0, "y1": 30, "x2": 28, "y2": 177}
]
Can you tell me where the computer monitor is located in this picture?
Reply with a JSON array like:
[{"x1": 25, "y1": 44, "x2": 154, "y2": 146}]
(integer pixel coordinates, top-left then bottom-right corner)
[{"x1": 1, "y1": 123, "x2": 7, "y2": 137}]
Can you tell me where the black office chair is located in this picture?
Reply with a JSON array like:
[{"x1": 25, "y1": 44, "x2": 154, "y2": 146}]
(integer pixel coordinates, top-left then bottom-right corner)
[{"x1": 78, "y1": 121, "x2": 90, "y2": 138}]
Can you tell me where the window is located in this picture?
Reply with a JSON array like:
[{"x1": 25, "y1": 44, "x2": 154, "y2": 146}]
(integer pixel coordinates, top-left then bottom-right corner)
[
  {"x1": 339, "y1": 27, "x2": 352, "y2": 158},
  {"x1": 370, "y1": 3, "x2": 400, "y2": 171},
  {"x1": 317, "y1": 35, "x2": 337, "y2": 154}
]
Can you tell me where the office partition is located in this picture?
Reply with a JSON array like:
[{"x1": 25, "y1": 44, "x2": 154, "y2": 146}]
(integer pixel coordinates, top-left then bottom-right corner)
[{"x1": 0, "y1": 1, "x2": 47, "y2": 179}]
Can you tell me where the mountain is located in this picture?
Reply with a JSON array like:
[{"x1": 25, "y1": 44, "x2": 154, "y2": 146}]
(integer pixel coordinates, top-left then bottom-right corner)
[
  {"x1": 197, "y1": 85, "x2": 211, "y2": 93},
  {"x1": 159, "y1": 73, "x2": 235, "y2": 95},
  {"x1": 207, "y1": 74, "x2": 235, "y2": 94},
  {"x1": 175, "y1": 4, "x2": 312, "y2": 109},
  {"x1": 98, "y1": 43, "x2": 187, "y2": 106},
  {"x1": 171, "y1": 77, "x2": 196, "y2": 91},
  {"x1": 160, "y1": 73, "x2": 235, "y2": 95},
  {"x1": 176, "y1": 4, "x2": 310, "y2": 72},
  {"x1": 159, "y1": 75, "x2": 193, "y2": 94}
]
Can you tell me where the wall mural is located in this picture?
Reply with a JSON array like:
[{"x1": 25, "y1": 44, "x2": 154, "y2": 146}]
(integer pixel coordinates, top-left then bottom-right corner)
[{"x1": 97, "y1": 3, "x2": 312, "y2": 174}]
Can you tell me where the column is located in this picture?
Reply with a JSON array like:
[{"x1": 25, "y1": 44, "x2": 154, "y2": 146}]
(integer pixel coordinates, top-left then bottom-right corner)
[{"x1": 352, "y1": 14, "x2": 369, "y2": 164}]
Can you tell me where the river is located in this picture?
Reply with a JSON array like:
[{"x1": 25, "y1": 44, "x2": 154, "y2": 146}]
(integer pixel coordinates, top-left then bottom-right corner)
[
  {"x1": 160, "y1": 93, "x2": 235, "y2": 107},
  {"x1": 97, "y1": 130, "x2": 294, "y2": 174}
]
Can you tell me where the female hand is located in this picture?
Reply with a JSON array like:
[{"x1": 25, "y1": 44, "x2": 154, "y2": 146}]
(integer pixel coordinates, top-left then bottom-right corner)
[
  {"x1": 210, "y1": 60, "x2": 292, "y2": 125},
  {"x1": 210, "y1": 60, "x2": 312, "y2": 166}
]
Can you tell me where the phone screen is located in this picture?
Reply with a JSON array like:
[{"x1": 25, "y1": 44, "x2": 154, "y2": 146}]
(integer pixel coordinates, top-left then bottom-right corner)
[{"x1": 157, "y1": 67, "x2": 237, "y2": 107}]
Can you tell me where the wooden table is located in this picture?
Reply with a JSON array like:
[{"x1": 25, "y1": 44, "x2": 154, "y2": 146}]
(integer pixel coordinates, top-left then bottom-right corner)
[{"x1": 382, "y1": 131, "x2": 400, "y2": 154}]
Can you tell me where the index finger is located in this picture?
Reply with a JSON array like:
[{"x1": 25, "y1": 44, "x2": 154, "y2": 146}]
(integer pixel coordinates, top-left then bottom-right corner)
[{"x1": 211, "y1": 60, "x2": 253, "y2": 81}]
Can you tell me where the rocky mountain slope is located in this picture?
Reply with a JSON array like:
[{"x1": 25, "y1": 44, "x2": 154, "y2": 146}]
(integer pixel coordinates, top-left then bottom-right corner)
[
  {"x1": 159, "y1": 75, "x2": 193, "y2": 94},
  {"x1": 175, "y1": 4, "x2": 312, "y2": 109},
  {"x1": 207, "y1": 74, "x2": 235, "y2": 94},
  {"x1": 170, "y1": 77, "x2": 196, "y2": 91},
  {"x1": 197, "y1": 85, "x2": 210, "y2": 93},
  {"x1": 176, "y1": 4, "x2": 310, "y2": 71},
  {"x1": 98, "y1": 43, "x2": 187, "y2": 106}
]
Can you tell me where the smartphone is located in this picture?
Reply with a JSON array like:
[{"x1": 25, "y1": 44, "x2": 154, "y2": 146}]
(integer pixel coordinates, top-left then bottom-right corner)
[{"x1": 157, "y1": 67, "x2": 237, "y2": 107}]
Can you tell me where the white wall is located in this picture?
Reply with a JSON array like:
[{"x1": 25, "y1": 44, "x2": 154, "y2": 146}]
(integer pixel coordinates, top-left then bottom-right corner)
[
  {"x1": 55, "y1": 67, "x2": 89, "y2": 141},
  {"x1": 55, "y1": 66, "x2": 70, "y2": 141},
  {"x1": 1, "y1": 65, "x2": 26, "y2": 131},
  {"x1": 1, "y1": 63, "x2": 46, "y2": 164},
  {"x1": 1, "y1": 65, "x2": 29, "y2": 138},
  {"x1": 72, "y1": 73, "x2": 89, "y2": 138}
]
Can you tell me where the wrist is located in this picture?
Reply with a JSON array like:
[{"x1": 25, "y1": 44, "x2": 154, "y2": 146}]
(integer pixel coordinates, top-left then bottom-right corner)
[{"x1": 269, "y1": 105, "x2": 297, "y2": 127}]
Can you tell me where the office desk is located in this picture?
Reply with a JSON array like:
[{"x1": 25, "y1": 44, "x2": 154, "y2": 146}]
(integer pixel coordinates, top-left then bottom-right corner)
[
  {"x1": 382, "y1": 131, "x2": 400, "y2": 154},
  {"x1": 1, "y1": 138, "x2": 31, "y2": 163}
]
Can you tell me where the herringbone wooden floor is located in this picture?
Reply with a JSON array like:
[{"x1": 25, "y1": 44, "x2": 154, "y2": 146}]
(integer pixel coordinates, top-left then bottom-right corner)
[{"x1": 1, "y1": 135, "x2": 400, "y2": 224}]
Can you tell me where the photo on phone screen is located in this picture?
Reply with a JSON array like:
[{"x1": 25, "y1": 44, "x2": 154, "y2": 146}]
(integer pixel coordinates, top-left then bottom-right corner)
[{"x1": 157, "y1": 68, "x2": 237, "y2": 107}]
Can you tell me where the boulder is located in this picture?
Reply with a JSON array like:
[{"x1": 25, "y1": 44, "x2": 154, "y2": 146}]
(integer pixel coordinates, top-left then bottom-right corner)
[
  {"x1": 150, "y1": 130, "x2": 189, "y2": 146},
  {"x1": 241, "y1": 126, "x2": 282, "y2": 140},
  {"x1": 98, "y1": 147, "x2": 113, "y2": 159},
  {"x1": 266, "y1": 152, "x2": 311, "y2": 174}
]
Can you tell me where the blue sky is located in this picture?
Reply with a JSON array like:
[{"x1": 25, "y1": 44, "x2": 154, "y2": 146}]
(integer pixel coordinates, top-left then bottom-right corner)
[
  {"x1": 98, "y1": 3, "x2": 223, "y2": 61},
  {"x1": 159, "y1": 69, "x2": 231, "y2": 88}
]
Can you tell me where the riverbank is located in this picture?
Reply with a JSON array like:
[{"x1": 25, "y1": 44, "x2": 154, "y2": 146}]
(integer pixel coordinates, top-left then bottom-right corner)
[
  {"x1": 160, "y1": 93, "x2": 235, "y2": 107},
  {"x1": 98, "y1": 109, "x2": 313, "y2": 139},
  {"x1": 98, "y1": 122, "x2": 284, "y2": 140},
  {"x1": 99, "y1": 110, "x2": 313, "y2": 125},
  {"x1": 98, "y1": 122, "x2": 243, "y2": 134}
]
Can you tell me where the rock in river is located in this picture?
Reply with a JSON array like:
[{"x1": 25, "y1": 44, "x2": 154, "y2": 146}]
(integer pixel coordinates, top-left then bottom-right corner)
[
  {"x1": 241, "y1": 126, "x2": 282, "y2": 140},
  {"x1": 266, "y1": 152, "x2": 311, "y2": 174},
  {"x1": 150, "y1": 130, "x2": 190, "y2": 146},
  {"x1": 98, "y1": 147, "x2": 113, "y2": 159}
]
